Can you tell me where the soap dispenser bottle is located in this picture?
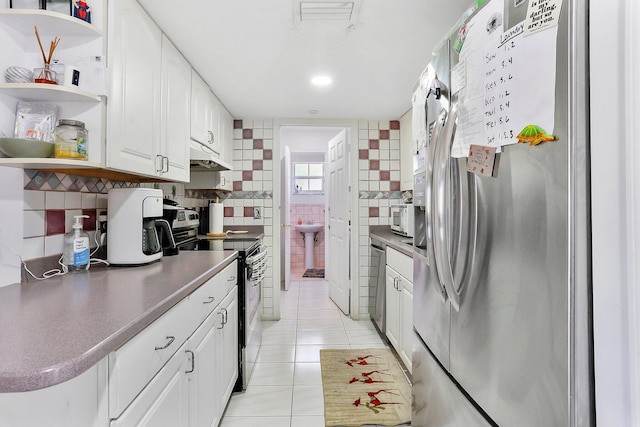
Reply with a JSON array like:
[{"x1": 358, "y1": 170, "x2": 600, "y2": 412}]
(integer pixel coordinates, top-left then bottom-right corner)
[{"x1": 64, "y1": 215, "x2": 90, "y2": 272}]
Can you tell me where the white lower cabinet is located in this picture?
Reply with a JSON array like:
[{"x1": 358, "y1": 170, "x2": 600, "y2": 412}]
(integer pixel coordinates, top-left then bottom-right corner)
[
  {"x1": 0, "y1": 262, "x2": 238, "y2": 427},
  {"x1": 110, "y1": 341, "x2": 190, "y2": 427},
  {"x1": 385, "y1": 247, "x2": 413, "y2": 373},
  {"x1": 110, "y1": 261, "x2": 238, "y2": 427},
  {"x1": 188, "y1": 287, "x2": 238, "y2": 427}
]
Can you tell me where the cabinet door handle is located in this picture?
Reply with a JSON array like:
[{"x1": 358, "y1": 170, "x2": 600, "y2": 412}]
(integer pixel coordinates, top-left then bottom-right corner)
[
  {"x1": 154, "y1": 335, "x2": 175, "y2": 350},
  {"x1": 204, "y1": 296, "x2": 215, "y2": 304},
  {"x1": 162, "y1": 156, "x2": 169, "y2": 173},
  {"x1": 155, "y1": 155, "x2": 164, "y2": 173},
  {"x1": 185, "y1": 350, "x2": 195, "y2": 373},
  {"x1": 217, "y1": 311, "x2": 225, "y2": 329},
  {"x1": 208, "y1": 130, "x2": 214, "y2": 144},
  {"x1": 222, "y1": 307, "x2": 228, "y2": 325},
  {"x1": 221, "y1": 175, "x2": 226, "y2": 186}
]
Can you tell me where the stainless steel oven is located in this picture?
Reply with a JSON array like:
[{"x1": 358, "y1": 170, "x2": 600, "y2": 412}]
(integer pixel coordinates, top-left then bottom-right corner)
[
  {"x1": 167, "y1": 211, "x2": 265, "y2": 392},
  {"x1": 242, "y1": 243, "x2": 267, "y2": 390}
]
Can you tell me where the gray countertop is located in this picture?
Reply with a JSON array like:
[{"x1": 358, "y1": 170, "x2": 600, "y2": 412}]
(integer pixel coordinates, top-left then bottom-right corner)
[
  {"x1": 0, "y1": 250, "x2": 238, "y2": 393},
  {"x1": 369, "y1": 225, "x2": 414, "y2": 257}
]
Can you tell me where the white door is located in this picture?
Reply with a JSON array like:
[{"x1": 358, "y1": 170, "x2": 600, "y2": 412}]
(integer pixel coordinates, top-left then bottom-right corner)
[
  {"x1": 282, "y1": 146, "x2": 292, "y2": 291},
  {"x1": 328, "y1": 129, "x2": 350, "y2": 314}
]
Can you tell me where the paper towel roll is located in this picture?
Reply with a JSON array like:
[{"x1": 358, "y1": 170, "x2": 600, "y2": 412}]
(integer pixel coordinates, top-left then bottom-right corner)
[{"x1": 209, "y1": 203, "x2": 224, "y2": 234}]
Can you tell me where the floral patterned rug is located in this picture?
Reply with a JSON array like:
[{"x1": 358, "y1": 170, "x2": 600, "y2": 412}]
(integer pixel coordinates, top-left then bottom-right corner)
[{"x1": 320, "y1": 348, "x2": 411, "y2": 426}]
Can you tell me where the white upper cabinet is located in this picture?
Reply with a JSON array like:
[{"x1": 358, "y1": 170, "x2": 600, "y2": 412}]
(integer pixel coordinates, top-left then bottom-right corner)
[
  {"x1": 217, "y1": 106, "x2": 234, "y2": 190},
  {"x1": 160, "y1": 34, "x2": 190, "y2": 182},
  {"x1": 190, "y1": 70, "x2": 211, "y2": 146},
  {"x1": 106, "y1": 0, "x2": 162, "y2": 176},
  {"x1": 190, "y1": 71, "x2": 222, "y2": 156},
  {"x1": 106, "y1": 0, "x2": 190, "y2": 182}
]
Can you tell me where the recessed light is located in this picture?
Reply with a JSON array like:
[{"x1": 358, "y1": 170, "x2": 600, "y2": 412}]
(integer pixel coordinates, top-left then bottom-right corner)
[
  {"x1": 311, "y1": 75, "x2": 332, "y2": 86},
  {"x1": 308, "y1": 109, "x2": 319, "y2": 114}
]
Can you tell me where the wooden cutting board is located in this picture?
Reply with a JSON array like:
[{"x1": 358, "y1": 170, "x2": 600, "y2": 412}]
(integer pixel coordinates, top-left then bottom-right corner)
[{"x1": 205, "y1": 230, "x2": 249, "y2": 238}]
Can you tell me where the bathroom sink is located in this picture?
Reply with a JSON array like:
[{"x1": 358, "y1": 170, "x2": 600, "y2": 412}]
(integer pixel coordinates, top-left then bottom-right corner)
[
  {"x1": 294, "y1": 223, "x2": 324, "y2": 233},
  {"x1": 295, "y1": 223, "x2": 324, "y2": 269}
]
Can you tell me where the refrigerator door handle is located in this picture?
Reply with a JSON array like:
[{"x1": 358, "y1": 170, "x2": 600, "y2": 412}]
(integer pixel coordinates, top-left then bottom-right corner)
[
  {"x1": 433, "y1": 104, "x2": 464, "y2": 311},
  {"x1": 425, "y1": 108, "x2": 449, "y2": 303}
]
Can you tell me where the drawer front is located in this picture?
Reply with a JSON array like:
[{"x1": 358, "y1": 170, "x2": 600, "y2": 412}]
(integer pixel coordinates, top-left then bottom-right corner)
[
  {"x1": 220, "y1": 260, "x2": 238, "y2": 293},
  {"x1": 108, "y1": 298, "x2": 191, "y2": 418},
  {"x1": 387, "y1": 247, "x2": 413, "y2": 280},
  {"x1": 189, "y1": 260, "x2": 237, "y2": 325}
]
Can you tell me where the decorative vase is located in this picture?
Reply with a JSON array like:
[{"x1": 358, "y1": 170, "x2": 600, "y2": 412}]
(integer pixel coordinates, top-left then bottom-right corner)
[{"x1": 33, "y1": 64, "x2": 57, "y2": 85}]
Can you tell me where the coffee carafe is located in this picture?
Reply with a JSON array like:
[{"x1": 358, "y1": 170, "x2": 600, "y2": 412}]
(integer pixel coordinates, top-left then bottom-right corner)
[{"x1": 107, "y1": 188, "x2": 175, "y2": 265}]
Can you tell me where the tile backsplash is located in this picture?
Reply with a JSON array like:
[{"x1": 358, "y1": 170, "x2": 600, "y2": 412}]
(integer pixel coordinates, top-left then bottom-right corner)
[
  {"x1": 16, "y1": 118, "x2": 405, "y2": 320},
  {"x1": 21, "y1": 170, "x2": 138, "y2": 260}
]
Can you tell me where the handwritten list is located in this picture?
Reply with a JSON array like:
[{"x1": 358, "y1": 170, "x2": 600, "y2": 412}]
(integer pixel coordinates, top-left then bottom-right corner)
[
  {"x1": 484, "y1": 23, "x2": 522, "y2": 146},
  {"x1": 482, "y1": 21, "x2": 558, "y2": 148}
]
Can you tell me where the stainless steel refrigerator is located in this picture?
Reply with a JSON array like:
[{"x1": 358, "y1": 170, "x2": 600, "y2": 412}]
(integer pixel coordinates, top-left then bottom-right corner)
[{"x1": 411, "y1": 0, "x2": 593, "y2": 426}]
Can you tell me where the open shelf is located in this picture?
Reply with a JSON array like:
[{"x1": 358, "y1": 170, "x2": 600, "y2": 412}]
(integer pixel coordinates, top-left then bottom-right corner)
[
  {"x1": 0, "y1": 83, "x2": 102, "y2": 102},
  {"x1": 0, "y1": 158, "x2": 175, "y2": 183},
  {"x1": 0, "y1": 9, "x2": 102, "y2": 38}
]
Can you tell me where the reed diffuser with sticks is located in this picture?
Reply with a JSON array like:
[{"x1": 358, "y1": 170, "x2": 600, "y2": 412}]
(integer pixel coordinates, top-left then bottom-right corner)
[{"x1": 33, "y1": 26, "x2": 61, "y2": 84}]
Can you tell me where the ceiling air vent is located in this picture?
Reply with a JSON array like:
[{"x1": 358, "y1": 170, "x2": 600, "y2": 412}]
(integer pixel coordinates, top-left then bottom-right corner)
[{"x1": 296, "y1": 1, "x2": 359, "y2": 22}]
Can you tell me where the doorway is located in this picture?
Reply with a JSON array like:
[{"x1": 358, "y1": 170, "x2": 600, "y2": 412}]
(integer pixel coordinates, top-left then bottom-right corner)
[
  {"x1": 273, "y1": 119, "x2": 360, "y2": 320},
  {"x1": 279, "y1": 125, "x2": 351, "y2": 312}
]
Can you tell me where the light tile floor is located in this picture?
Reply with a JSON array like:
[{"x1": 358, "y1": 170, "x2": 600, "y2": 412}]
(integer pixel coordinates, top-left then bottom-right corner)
[{"x1": 220, "y1": 279, "x2": 388, "y2": 427}]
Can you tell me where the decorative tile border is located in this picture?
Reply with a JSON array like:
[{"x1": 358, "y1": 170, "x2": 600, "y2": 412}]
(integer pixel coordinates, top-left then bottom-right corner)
[
  {"x1": 185, "y1": 190, "x2": 273, "y2": 200},
  {"x1": 24, "y1": 170, "x2": 139, "y2": 193},
  {"x1": 359, "y1": 191, "x2": 404, "y2": 199}
]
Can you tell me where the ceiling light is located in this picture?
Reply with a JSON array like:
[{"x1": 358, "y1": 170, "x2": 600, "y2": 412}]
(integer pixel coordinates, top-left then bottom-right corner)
[
  {"x1": 311, "y1": 75, "x2": 332, "y2": 86},
  {"x1": 308, "y1": 109, "x2": 319, "y2": 114}
]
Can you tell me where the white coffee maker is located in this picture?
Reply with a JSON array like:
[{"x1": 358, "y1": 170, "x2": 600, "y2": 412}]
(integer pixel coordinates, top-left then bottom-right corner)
[{"x1": 107, "y1": 188, "x2": 174, "y2": 265}]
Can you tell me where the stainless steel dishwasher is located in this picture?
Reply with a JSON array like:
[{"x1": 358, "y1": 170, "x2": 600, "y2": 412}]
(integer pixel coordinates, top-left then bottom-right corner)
[{"x1": 369, "y1": 236, "x2": 387, "y2": 334}]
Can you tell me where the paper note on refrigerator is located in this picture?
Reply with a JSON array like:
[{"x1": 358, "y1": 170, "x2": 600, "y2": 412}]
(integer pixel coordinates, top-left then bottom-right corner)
[
  {"x1": 482, "y1": 21, "x2": 558, "y2": 148},
  {"x1": 451, "y1": 0, "x2": 505, "y2": 158},
  {"x1": 524, "y1": 0, "x2": 564, "y2": 36}
]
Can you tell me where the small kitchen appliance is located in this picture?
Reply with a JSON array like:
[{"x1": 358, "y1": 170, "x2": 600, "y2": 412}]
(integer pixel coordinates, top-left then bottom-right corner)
[
  {"x1": 390, "y1": 203, "x2": 414, "y2": 237},
  {"x1": 162, "y1": 198, "x2": 199, "y2": 254},
  {"x1": 107, "y1": 188, "x2": 175, "y2": 265}
]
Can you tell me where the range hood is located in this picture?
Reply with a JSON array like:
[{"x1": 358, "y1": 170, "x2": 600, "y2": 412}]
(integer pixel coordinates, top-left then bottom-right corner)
[{"x1": 189, "y1": 140, "x2": 231, "y2": 171}]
